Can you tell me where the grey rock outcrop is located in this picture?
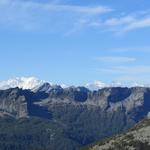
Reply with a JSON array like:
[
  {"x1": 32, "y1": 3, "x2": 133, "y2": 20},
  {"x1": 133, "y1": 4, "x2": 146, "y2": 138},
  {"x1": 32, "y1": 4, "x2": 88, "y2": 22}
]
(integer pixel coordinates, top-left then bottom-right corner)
[{"x1": 0, "y1": 88, "x2": 28, "y2": 118}]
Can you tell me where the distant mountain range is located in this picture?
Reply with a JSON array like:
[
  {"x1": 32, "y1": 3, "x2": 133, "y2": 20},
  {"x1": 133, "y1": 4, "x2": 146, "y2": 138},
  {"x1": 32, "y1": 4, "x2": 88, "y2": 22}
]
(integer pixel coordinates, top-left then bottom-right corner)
[
  {"x1": 0, "y1": 81, "x2": 150, "y2": 150},
  {"x1": 0, "y1": 77, "x2": 150, "y2": 91}
]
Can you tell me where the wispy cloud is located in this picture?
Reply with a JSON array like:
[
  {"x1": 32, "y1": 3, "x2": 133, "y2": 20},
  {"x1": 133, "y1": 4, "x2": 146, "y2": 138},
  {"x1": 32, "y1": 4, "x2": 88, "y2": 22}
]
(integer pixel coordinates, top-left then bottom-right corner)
[
  {"x1": 122, "y1": 17, "x2": 150, "y2": 33},
  {"x1": 105, "y1": 16, "x2": 136, "y2": 26},
  {"x1": 0, "y1": 0, "x2": 112, "y2": 32},
  {"x1": 106, "y1": 46, "x2": 150, "y2": 53},
  {"x1": 101, "y1": 11, "x2": 150, "y2": 34},
  {"x1": 95, "y1": 56, "x2": 136, "y2": 63},
  {"x1": 98, "y1": 65, "x2": 150, "y2": 74},
  {"x1": 1, "y1": 0, "x2": 150, "y2": 34},
  {"x1": 87, "y1": 9, "x2": 150, "y2": 34},
  {"x1": 97, "y1": 65, "x2": 150, "y2": 83}
]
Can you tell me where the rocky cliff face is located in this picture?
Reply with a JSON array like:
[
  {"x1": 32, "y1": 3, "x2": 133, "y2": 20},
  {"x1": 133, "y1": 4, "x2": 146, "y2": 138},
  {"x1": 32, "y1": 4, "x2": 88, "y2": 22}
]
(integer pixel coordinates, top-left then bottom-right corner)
[
  {"x1": 0, "y1": 86, "x2": 150, "y2": 150},
  {"x1": 0, "y1": 88, "x2": 28, "y2": 118}
]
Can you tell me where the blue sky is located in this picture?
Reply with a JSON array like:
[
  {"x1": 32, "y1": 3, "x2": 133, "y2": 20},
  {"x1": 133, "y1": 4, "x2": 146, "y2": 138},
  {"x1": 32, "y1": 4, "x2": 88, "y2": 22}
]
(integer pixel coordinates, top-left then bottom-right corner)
[{"x1": 0, "y1": 0, "x2": 150, "y2": 85}]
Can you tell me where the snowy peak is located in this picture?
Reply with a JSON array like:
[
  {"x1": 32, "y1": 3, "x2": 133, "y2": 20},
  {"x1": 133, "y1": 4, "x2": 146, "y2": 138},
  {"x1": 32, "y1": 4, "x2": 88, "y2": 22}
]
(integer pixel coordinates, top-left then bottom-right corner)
[
  {"x1": 85, "y1": 81, "x2": 124, "y2": 91},
  {"x1": 34, "y1": 82, "x2": 52, "y2": 93},
  {"x1": 34, "y1": 82, "x2": 63, "y2": 93},
  {"x1": 0, "y1": 77, "x2": 44, "y2": 90},
  {"x1": 0, "y1": 77, "x2": 150, "y2": 92},
  {"x1": 85, "y1": 81, "x2": 150, "y2": 91},
  {"x1": 0, "y1": 77, "x2": 67, "y2": 92},
  {"x1": 85, "y1": 81, "x2": 108, "y2": 91}
]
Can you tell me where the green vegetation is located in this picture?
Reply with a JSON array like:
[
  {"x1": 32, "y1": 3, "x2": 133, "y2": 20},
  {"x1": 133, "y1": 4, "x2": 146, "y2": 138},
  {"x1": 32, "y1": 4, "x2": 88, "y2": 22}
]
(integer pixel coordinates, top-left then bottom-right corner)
[
  {"x1": 0, "y1": 117, "x2": 79, "y2": 150},
  {"x1": 0, "y1": 104, "x2": 135, "y2": 150},
  {"x1": 82, "y1": 119, "x2": 150, "y2": 150}
]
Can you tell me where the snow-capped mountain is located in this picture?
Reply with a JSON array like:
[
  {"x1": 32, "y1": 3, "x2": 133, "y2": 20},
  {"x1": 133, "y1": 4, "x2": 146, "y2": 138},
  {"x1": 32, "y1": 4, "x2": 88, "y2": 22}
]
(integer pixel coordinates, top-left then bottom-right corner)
[
  {"x1": 85, "y1": 81, "x2": 108, "y2": 91},
  {"x1": 0, "y1": 77, "x2": 149, "y2": 92},
  {"x1": 0, "y1": 77, "x2": 68, "y2": 92},
  {"x1": 0, "y1": 77, "x2": 108, "y2": 91},
  {"x1": 85, "y1": 81, "x2": 124, "y2": 91},
  {"x1": 0, "y1": 77, "x2": 44, "y2": 90}
]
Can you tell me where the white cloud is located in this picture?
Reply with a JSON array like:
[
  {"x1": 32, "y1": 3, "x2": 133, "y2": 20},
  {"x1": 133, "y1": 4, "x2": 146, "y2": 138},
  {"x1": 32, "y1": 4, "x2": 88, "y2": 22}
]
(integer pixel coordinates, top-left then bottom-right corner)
[
  {"x1": 105, "y1": 46, "x2": 150, "y2": 53},
  {"x1": 95, "y1": 56, "x2": 136, "y2": 63},
  {"x1": 102, "y1": 12, "x2": 150, "y2": 34},
  {"x1": 49, "y1": 5, "x2": 112, "y2": 14},
  {"x1": 85, "y1": 9, "x2": 150, "y2": 34},
  {"x1": 95, "y1": 65, "x2": 150, "y2": 85},
  {"x1": 105, "y1": 16, "x2": 136, "y2": 26},
  {"x1": 1, "y1": 0, "x2": 150, "y2": 34},
  {"x1": 122, "y1": 17, "x2": 150, "y2": 33},
  {"x1": 98, "y1": 65, "x2": 150, "y2": 74},
  {"x1": 0, "y1": 0, "x2": 112, "y2": 32}
]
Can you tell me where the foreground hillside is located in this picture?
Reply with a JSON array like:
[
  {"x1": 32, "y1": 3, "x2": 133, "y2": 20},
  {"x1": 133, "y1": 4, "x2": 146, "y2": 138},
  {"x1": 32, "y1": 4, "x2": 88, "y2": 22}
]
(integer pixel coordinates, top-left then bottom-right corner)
[
  {"x1": 83, "y1": 118, "x2": 150, "y2": 150},
  {"x1": 1, "y1": 85, "x2": 150, "y2": 149}
]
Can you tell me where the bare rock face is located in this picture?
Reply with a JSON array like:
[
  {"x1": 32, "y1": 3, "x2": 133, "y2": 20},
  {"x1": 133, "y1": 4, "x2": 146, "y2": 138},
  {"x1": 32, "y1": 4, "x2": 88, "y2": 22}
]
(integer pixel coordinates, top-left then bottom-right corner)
[
  {"x1": 1, "y1": 86, "x2": 150, "y2": 150},
  {"x1": 0, "y1": 88, "x2": 28, "y2": 118}
]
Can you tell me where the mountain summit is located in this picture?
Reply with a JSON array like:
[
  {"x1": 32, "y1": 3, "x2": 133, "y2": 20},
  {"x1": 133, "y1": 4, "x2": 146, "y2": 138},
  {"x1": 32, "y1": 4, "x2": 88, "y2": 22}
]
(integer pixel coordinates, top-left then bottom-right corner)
[
  {"x1": 0, "y1": 77, "x2": 110, "y2": 91},
  {"x1": 0, "y1": 77, "x2": 44, "y2": 90},
  {"x1": 1, "y1": 77, "x2": 149, "y2": 92}
]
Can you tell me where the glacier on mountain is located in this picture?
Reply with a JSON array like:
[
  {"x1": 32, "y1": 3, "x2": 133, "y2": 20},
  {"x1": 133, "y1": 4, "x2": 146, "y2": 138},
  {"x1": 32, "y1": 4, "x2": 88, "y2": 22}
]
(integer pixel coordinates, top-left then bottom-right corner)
[{"x1": 0, "y1": 77, "x2": 44, "y2": 90}]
